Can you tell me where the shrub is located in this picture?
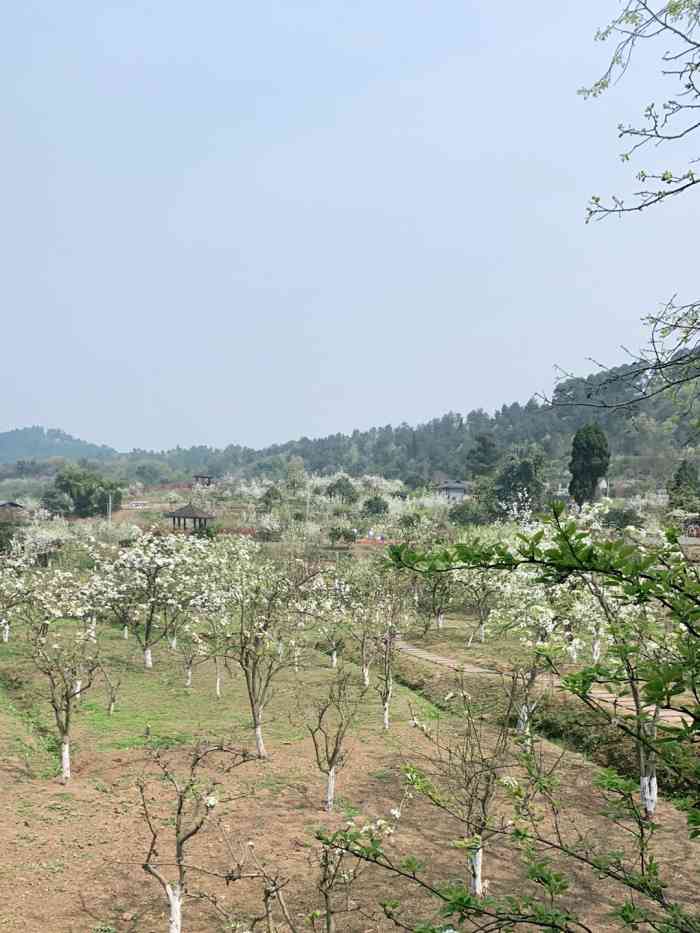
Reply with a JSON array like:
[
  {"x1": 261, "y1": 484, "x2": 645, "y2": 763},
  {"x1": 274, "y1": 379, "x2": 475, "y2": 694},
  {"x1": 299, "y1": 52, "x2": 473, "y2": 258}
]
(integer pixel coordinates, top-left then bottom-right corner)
[
  {"x1": 602, "y1": 507, "x2": 643, "y2": 531},
  {"x1": 363, "y1": 495, "x2": 389, "y2": 517},
  {"x1": 448, "y1": 500, "x2": 491, "y2": 526}
]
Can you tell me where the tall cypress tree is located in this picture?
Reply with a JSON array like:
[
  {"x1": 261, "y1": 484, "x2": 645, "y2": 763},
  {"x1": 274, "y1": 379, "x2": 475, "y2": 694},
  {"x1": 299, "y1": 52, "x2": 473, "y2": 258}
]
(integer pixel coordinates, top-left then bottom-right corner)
[{"x1": 568, "y1": 424, "x2": 610, "y2": 506}]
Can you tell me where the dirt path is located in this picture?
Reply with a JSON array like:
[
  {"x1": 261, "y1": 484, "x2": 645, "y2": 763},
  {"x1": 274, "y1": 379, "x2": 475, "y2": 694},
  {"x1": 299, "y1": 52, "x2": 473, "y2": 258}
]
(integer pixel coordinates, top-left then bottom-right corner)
[{"x1": 397, "y1": 639, "x2": 690, "y2": 725}]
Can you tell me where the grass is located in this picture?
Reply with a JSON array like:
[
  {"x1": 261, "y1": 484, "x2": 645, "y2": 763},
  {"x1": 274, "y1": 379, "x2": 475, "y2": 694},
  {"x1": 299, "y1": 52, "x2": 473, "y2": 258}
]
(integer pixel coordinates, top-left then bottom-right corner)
[{"x1": 0, "y1": 624, "x2": 447, "y2": 779}]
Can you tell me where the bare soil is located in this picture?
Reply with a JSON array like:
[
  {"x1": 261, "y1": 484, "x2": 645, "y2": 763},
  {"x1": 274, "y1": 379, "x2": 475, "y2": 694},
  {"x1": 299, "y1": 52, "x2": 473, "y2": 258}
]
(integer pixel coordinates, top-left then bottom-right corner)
[{"x1": 1, "y1": 632, "x2": 698, "y2": 932}]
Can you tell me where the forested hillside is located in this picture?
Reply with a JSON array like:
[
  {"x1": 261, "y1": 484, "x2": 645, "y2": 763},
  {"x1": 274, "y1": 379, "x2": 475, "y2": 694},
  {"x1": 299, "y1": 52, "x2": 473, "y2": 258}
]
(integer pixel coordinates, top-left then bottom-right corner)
[
  {"x1": 1, "y1": 362, "x2": 691, "y2": 485},
  {"x1": 0, "y1": 427, "x2": 116, "y2": 465},
  {"x1": 129, "y1": 362, "x2": 687, "y2": 483}
]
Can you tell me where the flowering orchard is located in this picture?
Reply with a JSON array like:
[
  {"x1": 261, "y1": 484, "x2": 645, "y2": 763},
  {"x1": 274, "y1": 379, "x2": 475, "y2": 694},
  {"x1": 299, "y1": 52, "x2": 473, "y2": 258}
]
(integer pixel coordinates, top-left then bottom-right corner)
[{"x1": 1, "y1": 496, "x2": 699, "y2": 932}]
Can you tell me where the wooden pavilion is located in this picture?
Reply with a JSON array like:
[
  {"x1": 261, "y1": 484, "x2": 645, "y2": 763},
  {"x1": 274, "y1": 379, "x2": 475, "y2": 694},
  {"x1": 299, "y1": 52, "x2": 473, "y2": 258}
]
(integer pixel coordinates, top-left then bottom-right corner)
[{"x1": 165, "y1": 504, "x2": 215, "y2": 531}]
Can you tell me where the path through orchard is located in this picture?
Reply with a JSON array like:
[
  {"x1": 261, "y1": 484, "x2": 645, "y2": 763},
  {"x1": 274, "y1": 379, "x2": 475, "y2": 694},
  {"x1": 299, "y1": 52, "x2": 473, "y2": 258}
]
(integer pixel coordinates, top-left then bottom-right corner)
[{"x1": 397, "y1": 638, "x2": 690, "y2": 726}]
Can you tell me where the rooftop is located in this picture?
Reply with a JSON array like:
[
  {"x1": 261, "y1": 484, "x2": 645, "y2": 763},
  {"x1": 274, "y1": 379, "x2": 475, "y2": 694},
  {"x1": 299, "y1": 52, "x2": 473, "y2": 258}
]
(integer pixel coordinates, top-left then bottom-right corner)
[{"x1": 164, "y1": 504, "x2": 215, "y2": 520}]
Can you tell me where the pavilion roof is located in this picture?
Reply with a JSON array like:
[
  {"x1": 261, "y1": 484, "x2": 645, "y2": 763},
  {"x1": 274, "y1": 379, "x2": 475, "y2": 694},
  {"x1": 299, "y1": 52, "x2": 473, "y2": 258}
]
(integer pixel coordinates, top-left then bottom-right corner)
[{"x1": 164, "y1": 504, "x2": 215, "y2": 519}]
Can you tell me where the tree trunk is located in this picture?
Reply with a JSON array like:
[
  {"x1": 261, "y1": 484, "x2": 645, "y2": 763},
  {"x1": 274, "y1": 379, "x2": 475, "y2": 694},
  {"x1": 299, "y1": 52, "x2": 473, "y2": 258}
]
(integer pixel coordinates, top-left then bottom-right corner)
[
  {"x1": 325, "y1": 766, "x2": 336, "y2": 812},
  {"x1": 166, "y1": 882, "x2": 183, "y2": 933},
  {"x1": 108, "y1": 698, "x2": 115, "y2": 716},
  {"x1": 254, "y1": 722, "x2": 267, "y2": 759},
  {"x1": 640, "y1": 716, "x2": 658, "y2": 820},
  {"x1": 1, "y1": 621, "x2": 9, "y2": 643},
  {"x1": 215, "y1": 656, "x2": 222, "y2": 698},
  {"x1": 324, "y1": 893, "x2": 336, "y2": 933},
  {"x1": 640, "y1": 774, "x2": 658, "y2": 819},
  {"x1": 123, "y1": 624, "x2": 129, "y2": 639},
  {"x1": 516, "y1": 701, "x2": 536, "y2": 740},
  {"x1": 185, "y1": 661, "x2": 193, "y2": 688},
  {"x1": 330, "y1": 649, "x2": 337, "y2": 669},
  {"x1": 74, "y1": 679, "x2": 82, "y2": 701},
  {"x1": 479, "y1": 620, "x2": 486, "y2": 643},
  {"x1": 436, "y1": 610, "x2": 444, "y2": 630},
  {"x1": 383, "y1": 700, "x2": 390, "y2": 731},
  {"x1": 170, "y1": 634, "x2": 177, "y2": 650},
  {"x1": 468, "y1": 839, "x2": 484, "y2": 897},
  {"x1": 362, "y1": 663, "x2": 370, "y2": 688},
  {"x1": 87, "y1": 619, "x2": 97, "y2": 642},
  {"x1": 144, "y1": 647, "x2": 153, "y2": 669},
  {"x1": 592, "y1": 636, "x2": 602, "y2": 664},
  {"x1": 61, "y1": 736, "x2": 71, "y2": 783}
]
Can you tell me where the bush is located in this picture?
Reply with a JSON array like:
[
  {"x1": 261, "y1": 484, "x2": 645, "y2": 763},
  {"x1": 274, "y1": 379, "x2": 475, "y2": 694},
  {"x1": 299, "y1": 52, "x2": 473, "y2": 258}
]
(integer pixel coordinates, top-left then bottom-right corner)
[
  {"x1": 602, "y1": 507, "x2": 643, "y2": 531},
  {"x1": 363, "y1": 495, "x2": 389, "y2": 517},
  {"x1": 328, "y1": 526, "x2": 357, "y2": 546},
  {"x1": 448, "y1": 500, "x2": 491, "y2": 526}
]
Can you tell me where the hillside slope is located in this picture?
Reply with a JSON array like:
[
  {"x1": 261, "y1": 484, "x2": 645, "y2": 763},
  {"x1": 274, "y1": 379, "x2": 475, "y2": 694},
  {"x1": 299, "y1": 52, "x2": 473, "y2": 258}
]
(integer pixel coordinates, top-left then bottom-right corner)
[{"x1": 0, "y1": 427, "x2": 116, "y2": 464}]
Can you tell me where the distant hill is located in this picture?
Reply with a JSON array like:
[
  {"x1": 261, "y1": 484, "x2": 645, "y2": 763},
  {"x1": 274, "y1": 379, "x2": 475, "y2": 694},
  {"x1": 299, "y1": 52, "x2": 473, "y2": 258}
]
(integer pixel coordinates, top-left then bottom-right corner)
[
  {"x1": 118, "y1": 362, "x2": 690, "y2": 485},
  {"x1": 0, "y1": 427, "x2": 116, "y2": 464},
  {"x1": 0, "y1": 361, "x2": 691, "y2": 485}
]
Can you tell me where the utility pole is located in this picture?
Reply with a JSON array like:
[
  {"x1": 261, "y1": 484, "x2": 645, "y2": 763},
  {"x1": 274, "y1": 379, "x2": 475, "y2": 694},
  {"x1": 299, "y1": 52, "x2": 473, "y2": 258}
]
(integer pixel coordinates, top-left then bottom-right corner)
[{"x1": 301, "y1": 483, "x2": 312, "y2": 548}]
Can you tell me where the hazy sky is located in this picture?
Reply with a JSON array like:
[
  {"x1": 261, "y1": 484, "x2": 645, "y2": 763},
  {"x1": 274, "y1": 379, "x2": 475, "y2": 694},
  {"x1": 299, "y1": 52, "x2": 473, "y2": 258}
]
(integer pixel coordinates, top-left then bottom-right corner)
[{"x1": 3, "y1": 2, "x2": 697, "y2": 451}]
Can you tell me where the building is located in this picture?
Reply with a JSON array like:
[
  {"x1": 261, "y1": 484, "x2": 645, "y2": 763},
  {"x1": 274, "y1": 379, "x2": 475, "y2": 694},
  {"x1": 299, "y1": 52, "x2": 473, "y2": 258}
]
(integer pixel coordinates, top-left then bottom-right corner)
[
  {"x1": 193, "y1": 474, "x2": 214, "y2": 487},
  {"x1": 434, "y1": 482, "x2": 469, "y2": 503},
  {"x1": 0, "y1": 502, "x2": 27, "y2": 523}
]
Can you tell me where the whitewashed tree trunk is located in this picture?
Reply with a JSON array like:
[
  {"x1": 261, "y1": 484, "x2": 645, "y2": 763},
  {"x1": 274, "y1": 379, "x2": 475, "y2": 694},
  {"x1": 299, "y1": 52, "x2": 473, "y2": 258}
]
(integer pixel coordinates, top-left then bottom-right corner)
[
  {"x1": 170, "y1": 634, "x2": 177, "y2": 650},
  {"x1": 640, "y1": 771, "x2": 658, "y2": 815},
  {"x1": 61, "y1": 737, "x2": 71, "y2": 783},
  {"x1": 293, "y1": 646, "x2": 300, "y2": 673},
  {"x1": 592, "y1": 635, "x2": 602, "y2": 664},
  {"x1": 382, "y1": 672, "x2": 393, "y2": 731},
  {"x1": 74, "y1": 679, "x2": 82, "y2": 701},
  {"x1": 215, "y1": 656, "x2": 222, "y2": 699},
  {"x1": 330, "y1": 649, "x2": 338, "y2": 669},
  {"x1": 144, "y1": 647, "x2": 153, "y2": 669},
  {"x1": 185, "y1": 661, "x2": 193, "y2": 688},
  {"x1": 640, "y1": 716, "x2": 658, "y2": 819},
  {"x1": 123, "y1": 624, "x2": 129, "y2": 639},
  {"x1": 166, "y1": 882, "x2": 183, "y2": 933},
  {"x1": 362, "y1": 663, "x2": 370, "y2": 687},
  {"x1": 254, "y1": 722, "x2": 267, "y2": 759},
  {"x1": 516, "y1": 701, "x2": 536, "y2": 739},
  {"x1": 436, "y1": 610, "x2": 444, "y2": 630},
  {"x1": 325, "y1": 766, "x2": 336, "y2": 812},
  {"x1": 2, "y1": 620, "x2": 10, "y2": 643},
  {"x1": 87, "y1": 619, "x2": 97, "y2": 642},
  {"x1": 468, "y1": 839, "x2": 484, "y2": 897},
  {"x1": 479, "y1": 620, "x2": 486, "y2": 643},
  {"x1": 108, "y1": 697, "x2": 116, "y2": 715},
  {"x1": 641, "y1": 774, "x2": 658, "y2": 819}
]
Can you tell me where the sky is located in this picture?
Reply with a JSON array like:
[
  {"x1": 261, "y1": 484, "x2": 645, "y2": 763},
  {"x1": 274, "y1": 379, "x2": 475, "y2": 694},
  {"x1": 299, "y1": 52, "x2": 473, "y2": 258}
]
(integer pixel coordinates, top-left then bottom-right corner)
[{"x1": 3, "y1": 1, "x2": 697, "y2": 452}]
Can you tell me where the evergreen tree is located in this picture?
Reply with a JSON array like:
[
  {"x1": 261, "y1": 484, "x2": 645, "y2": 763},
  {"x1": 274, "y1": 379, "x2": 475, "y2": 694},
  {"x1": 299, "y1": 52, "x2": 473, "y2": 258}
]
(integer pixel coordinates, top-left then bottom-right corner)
[
  {"x1": 465, "y1": 434, "x2": 500, "y2": 476},
  {"x1": 494, "y1": 449, "x2": 544, "y2": 510},
  {"x1": 568, "y1": 424, "x2": 610, "y2": 506},
  {"x1": 668, "y1": 459, "x2": 700, "y2": 511}
]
